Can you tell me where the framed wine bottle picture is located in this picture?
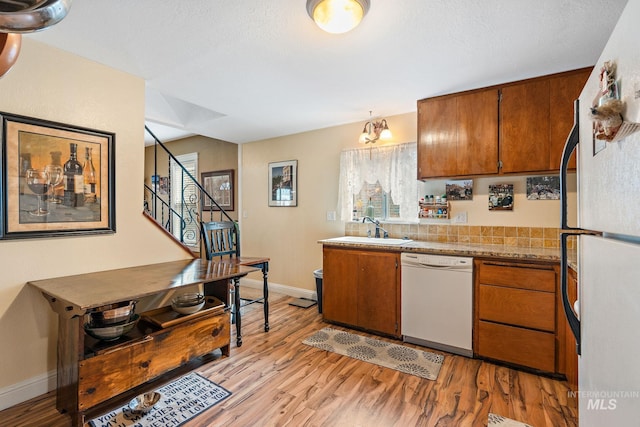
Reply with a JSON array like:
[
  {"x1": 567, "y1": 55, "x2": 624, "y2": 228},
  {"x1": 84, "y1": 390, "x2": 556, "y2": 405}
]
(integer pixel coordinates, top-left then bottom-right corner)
[{"x1": 0, "y1": 112, "x2": 115, "y2": 239}]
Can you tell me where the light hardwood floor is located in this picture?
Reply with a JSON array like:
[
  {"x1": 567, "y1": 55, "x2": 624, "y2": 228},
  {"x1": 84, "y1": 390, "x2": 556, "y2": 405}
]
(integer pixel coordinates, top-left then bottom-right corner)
[{"x1": 0, "y1": 290, "x2": 578, "y2": 427}]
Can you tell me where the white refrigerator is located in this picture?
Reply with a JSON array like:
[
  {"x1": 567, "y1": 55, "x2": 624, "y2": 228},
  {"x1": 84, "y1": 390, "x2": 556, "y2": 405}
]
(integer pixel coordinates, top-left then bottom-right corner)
[{"x1": 560, "y1": 0, "x2": 640, "y2": 425}]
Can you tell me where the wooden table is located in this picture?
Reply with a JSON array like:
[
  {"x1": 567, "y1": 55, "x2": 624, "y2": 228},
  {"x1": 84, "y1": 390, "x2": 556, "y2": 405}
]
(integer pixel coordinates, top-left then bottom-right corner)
[{"x1": 29, "y1": 258, "x2": 257, "y2": 427}]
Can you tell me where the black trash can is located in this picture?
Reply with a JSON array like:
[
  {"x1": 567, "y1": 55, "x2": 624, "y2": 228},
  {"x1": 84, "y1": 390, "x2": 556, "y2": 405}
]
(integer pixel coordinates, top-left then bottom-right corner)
[{"x1": 313, "y1": 269, "x2": 323, "y2": 313}]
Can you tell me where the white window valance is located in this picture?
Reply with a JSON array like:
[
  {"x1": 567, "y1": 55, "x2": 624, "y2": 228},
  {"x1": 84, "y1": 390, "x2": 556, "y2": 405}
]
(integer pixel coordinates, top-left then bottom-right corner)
[{"x1": 337, "y1": 142, "x2": 417, "y2": 221}]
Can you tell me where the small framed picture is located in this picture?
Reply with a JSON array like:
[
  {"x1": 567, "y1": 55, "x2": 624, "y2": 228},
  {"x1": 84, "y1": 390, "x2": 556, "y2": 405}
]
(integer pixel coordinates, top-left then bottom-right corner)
[
  {"x1": 269, "y1": 160, "x2": 297, "y2": 207},
  {"x1": 488, "y1": 184, "x2": 514, "y2": 211},
  {"x1": 446, "y1": 180, "x2": 473, "y2": 200},
  {"x1": 201, "y1": 169, "x2": 234, "y2": 211},
  {"x1": 526, "y1": 176, "x2": 560, "y2": 200}
]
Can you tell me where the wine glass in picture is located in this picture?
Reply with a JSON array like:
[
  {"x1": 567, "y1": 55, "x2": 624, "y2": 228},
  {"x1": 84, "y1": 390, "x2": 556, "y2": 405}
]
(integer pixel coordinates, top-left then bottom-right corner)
[
  {"x1": 26, "y1": 169, "x2": 50, "y2": 216},
  {"x1": 44, "y1": 164, "x2": 63, "y2": 204}
]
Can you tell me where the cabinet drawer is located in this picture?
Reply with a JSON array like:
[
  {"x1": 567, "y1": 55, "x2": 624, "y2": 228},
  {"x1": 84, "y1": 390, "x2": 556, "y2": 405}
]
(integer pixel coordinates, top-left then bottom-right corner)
[
  {"x1": 478, "y1": 284, "x2": 555, "y2": 331},
  {"x1": 78, "y1": 312, "x2": 229, "y2": 410},
  {"x1": 478, "y1": 262, "x2": 556, "y2": 292},
  {"x1": 477, "y1": 321, "x2": 555, "y2": 372}
]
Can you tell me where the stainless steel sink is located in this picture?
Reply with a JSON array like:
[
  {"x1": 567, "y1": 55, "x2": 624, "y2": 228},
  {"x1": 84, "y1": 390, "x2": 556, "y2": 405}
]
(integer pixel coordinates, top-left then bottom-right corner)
[{"x1": 324, "y1": 236, "x2": 412, "y2": 245}]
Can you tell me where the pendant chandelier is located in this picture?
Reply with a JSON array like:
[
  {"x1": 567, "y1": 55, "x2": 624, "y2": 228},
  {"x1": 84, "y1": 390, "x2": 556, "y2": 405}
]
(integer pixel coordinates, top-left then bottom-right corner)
[{"x1": 359, "y1": 111, "x2": 392, "y2": 144}]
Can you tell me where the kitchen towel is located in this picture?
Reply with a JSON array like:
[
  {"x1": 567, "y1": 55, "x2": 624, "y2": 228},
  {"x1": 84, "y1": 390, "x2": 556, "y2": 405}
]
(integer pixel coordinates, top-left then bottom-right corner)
[{"x1": 302, "y1": 327, "x2": 444, "y2": 380}]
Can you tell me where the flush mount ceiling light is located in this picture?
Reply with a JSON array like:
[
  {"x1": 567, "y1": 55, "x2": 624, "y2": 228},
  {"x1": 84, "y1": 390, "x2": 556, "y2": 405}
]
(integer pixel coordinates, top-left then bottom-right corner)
[
  {"x1": 359, "y1": 111, "x2": 392, "y2": 144},
  {"x1": 306, "y1": 0, "x2": 370, "y2": 34}
]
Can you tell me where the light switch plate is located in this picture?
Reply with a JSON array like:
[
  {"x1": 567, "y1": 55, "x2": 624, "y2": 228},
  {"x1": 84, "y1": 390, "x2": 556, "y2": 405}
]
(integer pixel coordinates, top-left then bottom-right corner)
[
  {"x1": 326, "y1": 211, "x2": 336, "y2": 221},
  {"x1": 453, "y1": 211, "x2": 467, "y2": 223}
]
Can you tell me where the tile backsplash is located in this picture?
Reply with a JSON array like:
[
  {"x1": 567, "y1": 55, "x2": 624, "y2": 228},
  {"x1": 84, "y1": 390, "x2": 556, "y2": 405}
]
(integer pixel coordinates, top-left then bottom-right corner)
[{"x1": 345, "y1": 222, "x2": 573, "y2": 249}]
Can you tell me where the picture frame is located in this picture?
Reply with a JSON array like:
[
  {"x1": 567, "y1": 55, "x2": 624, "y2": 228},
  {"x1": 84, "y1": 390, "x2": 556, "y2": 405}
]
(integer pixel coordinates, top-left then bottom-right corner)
[
  {"x1": 488, "y1": 184, "x2": 514, "y2": 211},
  {"x1": 0, "y1": 112, "x2": 115, "y2": 239},
  {"x1": 526, "y1": 176, "x2": 560, "y2": 200},
  {"x1": 201, "y1": 169, "x2": 234, "y2": 211},
  {"x1": 269, "y1": 160, "x2": 297, "y2": 207},
  {"x1": 445, "y1": 180, "x2": 473, "y2": 200}
]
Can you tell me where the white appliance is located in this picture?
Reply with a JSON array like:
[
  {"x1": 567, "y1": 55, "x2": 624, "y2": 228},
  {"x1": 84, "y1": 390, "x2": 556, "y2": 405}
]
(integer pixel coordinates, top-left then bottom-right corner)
[
  {"x1": 560, "y1": 1, "x2": 640, "y2": 425},
  {"x1": 401, "y1": 253, "x2": 473, "y2": 357}
]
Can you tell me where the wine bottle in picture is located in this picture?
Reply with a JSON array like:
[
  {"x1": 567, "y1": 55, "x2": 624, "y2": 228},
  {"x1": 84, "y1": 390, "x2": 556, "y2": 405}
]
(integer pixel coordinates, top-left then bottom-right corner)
[
  {"x1": 49, "y1": 151, "x2": 64, "y2": 203},
  {"x1": 83, "y1": 147, "x2": 97, "y2": 203},
  {"x1": 63, "y1": 143, "x2": 84, "y2": 207},
  {"x1": 19, "y1": 153, "x2": 32, "y2": 195}
]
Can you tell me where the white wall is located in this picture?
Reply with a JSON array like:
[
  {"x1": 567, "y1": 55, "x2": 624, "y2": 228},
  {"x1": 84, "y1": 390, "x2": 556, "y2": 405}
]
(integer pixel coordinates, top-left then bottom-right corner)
[{"x1": 0, "y1": 40, "x2": 188, "y2": 408}]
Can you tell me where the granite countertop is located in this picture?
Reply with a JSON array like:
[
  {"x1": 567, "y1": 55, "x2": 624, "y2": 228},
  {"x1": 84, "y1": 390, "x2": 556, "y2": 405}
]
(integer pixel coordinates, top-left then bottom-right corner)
[{"x1": 319, "y1": 237, "x2": 564, "y2": 263}]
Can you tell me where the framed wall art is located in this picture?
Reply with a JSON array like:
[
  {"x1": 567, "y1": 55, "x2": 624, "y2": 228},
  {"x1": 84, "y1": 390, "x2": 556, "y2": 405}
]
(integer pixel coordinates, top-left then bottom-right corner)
[
  {"x1": 526, "y1": 176, "x2": 560, "y2": 200},
  {"x1": 446, "y1": 180, "x2": 473, "y2": 200},
  {"x1": 488, "y1": 183, "x2": 514, "y2": 211},
  {"x1": 269, "y1": 160, "x2": 297, "y2": 207},
  {"x1": 0, "y1": 112, "x2": 115, "y2": 239},
  {"x1": 201, "y1": 169, "x2": 234, "y2": 211}
]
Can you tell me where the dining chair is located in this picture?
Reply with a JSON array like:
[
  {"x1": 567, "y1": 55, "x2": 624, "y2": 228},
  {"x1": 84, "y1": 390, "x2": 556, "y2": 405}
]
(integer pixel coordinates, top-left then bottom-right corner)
[{"x1": 200, "y1": 221, "x2": 270, "y2": 347}]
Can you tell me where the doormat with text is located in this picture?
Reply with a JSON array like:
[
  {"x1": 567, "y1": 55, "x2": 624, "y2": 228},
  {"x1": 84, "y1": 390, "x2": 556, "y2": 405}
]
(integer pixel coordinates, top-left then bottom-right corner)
[
  {"x1": 86, "y1": 373, "x2": 231, "y2": 427},
  {"x1": 488, "y1": 413, "x2": 534, "y2": 427},
  {"x1": 302, "y1": 327, "x2": 444, "y2": 380}
]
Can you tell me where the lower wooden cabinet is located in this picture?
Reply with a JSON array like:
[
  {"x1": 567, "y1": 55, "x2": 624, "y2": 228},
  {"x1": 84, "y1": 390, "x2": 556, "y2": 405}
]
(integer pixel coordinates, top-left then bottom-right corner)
[
  {"x1": 474, "y1": 259, "x2": 561, "y2": 374},
  {"x1": 477, "y1": 321, "x2": 556, "y2": 372},
  {"x1": 322, "y1": 246, "x2": 400, "y2": 337}
]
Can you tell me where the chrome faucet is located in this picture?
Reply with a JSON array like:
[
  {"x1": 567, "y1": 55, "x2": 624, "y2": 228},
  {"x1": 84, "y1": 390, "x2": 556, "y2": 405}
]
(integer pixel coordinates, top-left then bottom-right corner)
[{"x1": 362, "y1": 216, "x2": 389, "y2": 238}]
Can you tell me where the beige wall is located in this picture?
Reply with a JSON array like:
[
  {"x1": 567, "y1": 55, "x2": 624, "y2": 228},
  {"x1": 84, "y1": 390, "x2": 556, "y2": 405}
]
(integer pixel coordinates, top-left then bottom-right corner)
[
  {"x1": 0, "y1": 40, "x2": 187, "y2": 405},
  {"x1": 240, "y1": 112, "x2": 576, "y2": 293},
  {"x1": 144, "y1": 135, "x2": 239, "y2": 221}
]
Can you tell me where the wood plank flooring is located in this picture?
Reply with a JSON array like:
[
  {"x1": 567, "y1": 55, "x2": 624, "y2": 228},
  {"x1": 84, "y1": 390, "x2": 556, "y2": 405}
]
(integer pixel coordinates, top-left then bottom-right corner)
[{"x1": 0, "y1": 290, "x2": 577, "y2": 427}]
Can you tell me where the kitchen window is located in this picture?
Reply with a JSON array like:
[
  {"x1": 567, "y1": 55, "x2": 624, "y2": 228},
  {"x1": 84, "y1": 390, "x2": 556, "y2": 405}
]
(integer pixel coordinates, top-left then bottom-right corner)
[
  {"x1": 337, "y1": 142, "x2": 417, "y2": 222},
  {"x1": 353, "y1": 181, "x2": 401, "y2": 220}
]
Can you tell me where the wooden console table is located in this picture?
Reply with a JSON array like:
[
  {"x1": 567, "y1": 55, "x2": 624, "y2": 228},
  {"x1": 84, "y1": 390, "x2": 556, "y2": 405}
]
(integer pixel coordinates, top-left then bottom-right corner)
[{"x1": 29, "y1": 259, "x2": 257, "y2": 427}]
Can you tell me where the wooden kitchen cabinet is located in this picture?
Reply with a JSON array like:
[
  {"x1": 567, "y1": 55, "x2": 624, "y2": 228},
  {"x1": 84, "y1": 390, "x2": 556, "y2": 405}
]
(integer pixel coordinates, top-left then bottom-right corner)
[
  {"x1": 417, "y1": 67, "x2": 590, "y2": 179},
  {"x1": 417, "y1": 88, "x2": 499, "y2": 179},
  {"x1": 500, "y1": 68, "x2": 589, "y2": 173},
  {"x1": 29, "y1": 259, "x2": 256, "y2": 427},
  {"x1": 323, "y1": 247, "x2": 400, "y2": 337},
  {"x1": 474, "y1": 259, "x2": 560, "y2": 374}
]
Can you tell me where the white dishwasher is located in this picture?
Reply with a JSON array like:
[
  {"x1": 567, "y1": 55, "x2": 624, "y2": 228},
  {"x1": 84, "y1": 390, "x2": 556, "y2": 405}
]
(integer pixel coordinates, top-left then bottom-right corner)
[{"x1": 401, "y1": 253, "x2": 473, "y2": 357}]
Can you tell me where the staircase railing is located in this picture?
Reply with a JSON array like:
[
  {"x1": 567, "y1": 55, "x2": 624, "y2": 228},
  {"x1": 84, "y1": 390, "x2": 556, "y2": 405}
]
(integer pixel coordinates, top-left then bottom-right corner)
[{"x1": 144, "y1": 125, "x2": 234, "y2": 251}]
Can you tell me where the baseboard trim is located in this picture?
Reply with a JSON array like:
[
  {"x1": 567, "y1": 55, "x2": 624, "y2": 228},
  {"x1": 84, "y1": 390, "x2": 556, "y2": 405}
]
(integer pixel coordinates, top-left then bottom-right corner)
[
  {"x1": 240, "y1": 278, "x2": 317, "y2": 301},
  {"x1": 0, "y1": 369, "x2": 56, "y2": 411}
]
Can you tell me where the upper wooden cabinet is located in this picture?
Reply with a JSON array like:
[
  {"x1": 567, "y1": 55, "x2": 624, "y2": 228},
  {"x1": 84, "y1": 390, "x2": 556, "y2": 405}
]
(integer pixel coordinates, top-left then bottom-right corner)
[
  {"x1": 417, "y1": 68, "x2": 590, "y2": 179},
  {"x1": 418, "y1": 88, "x2": 499, "y2": 178}
]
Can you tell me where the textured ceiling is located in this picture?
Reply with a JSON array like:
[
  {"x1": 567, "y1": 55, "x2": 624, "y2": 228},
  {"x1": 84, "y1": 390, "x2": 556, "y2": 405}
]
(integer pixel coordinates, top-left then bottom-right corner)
[{"x1": 25, "y1": 0, "x2": 628, "y2": 144}]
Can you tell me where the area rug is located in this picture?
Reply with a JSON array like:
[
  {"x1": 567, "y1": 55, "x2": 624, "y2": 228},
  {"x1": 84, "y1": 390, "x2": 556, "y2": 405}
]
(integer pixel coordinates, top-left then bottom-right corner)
[
  {"x1": 488, "y1": 413, "x2": 533, "y2": 427},
  {"x1": 87, "y1": 373, "x2": 231, "y2": 427},
  {"x1": 302, "y1": 327, "x2": 444, "y2": 380}
]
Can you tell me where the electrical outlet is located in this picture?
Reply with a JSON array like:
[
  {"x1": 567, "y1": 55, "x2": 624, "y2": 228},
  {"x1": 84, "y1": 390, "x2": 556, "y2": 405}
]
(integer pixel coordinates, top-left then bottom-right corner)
[{"x1": 453, "y1": 211, "x2": 467, "y2": 223}]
